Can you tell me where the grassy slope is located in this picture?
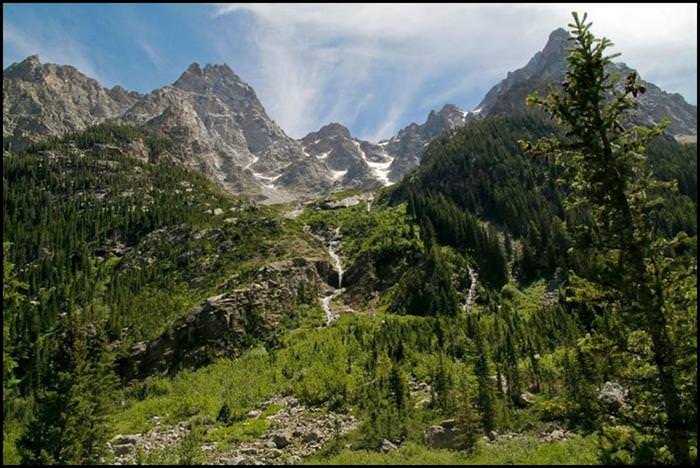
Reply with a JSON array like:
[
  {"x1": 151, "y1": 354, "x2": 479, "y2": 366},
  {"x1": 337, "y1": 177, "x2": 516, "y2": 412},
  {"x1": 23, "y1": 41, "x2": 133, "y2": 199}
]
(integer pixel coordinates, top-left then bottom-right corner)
[{"x1": 104, "y1": 199, "x2": 604, "y2": 465}]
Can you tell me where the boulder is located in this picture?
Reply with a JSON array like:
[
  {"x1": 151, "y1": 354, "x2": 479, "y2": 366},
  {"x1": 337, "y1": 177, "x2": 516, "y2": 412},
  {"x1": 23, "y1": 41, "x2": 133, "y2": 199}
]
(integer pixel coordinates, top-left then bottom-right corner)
[
  {"x1": 517, "y1": 392, "x2": 536, "y2": 407},
  {"x1": 302, "y1": 431, "x2": 321, "y2": 443},
  {"x1": 598, "y1": 381, "x2": 626, "y2": 409},
  {"x1": 272, "y1": 432, "x2": 292, "y2": 449},
  {"x1": 549, "y1": 429, "x2": 566, "y2": 441},
  {"x1": 380, "y1": 439, "x2": 397, "y2": 453},
  {"x1": 488, "y1": 430, "x2": 499, "y2": 441},
  {"x1": 111, "y1": 434, "x2": 140, "y2": 445},
  {"x1": 424, "y1": 419, "x2": 460, "y2": 449},
  {"x1": 112, "y1": 444, "x2": 133, "y2": 456},
  {"x1": 247, "y1": 410, "x2": 261, "y2": 418}
]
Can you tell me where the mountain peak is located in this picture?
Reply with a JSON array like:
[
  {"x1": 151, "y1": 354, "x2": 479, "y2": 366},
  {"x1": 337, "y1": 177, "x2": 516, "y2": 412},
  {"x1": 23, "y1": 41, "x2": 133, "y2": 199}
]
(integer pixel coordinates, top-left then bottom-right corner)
[
  {"x1": 548, "y1": 27, "x2": 568, "y2": 40},
  {"x1": 4, "y1": 55, "x2": 44, "y2": 80},
  {"x1": 178, "y1": 62, "x2": 238, "y2": 81},
  {"x1": 322, "y1": 122, "x2": 351, "y2": 135},
  {"x1": 173, "y1": 61, "x2": 252, "y2": 97},
  {"x1": 542, "y1": 27, "x2": 570, "y2": 58},
  {"x1": 438, "y1": 104, "x2": 464, "y2": 117}
]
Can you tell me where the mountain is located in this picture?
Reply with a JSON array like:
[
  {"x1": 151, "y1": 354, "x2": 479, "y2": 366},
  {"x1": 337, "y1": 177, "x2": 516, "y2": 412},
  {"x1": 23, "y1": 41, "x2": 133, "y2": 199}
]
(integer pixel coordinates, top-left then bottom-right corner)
[
  {"x1": 299, "y1": 122, "x2": 393, "y2": 190},
  {"x1": 3, "y1": 20, "x2": 697, "y2": 467},
  {"x1": 2, "y1": 55, "x2": 142, "y2": 150},
  {"x1": 381, "y1": 104, "x2": 481, "y2": 181},
  {"x1": 2, "y1": 57, "x2": 339, "y2": 203},
  {"x1": 3, "y1": 26, "x2": 696, "y2": 202},
  {"x1": 378, "y1": 28, "x2": 697, "y2": 181},
  {"x1": 478, "y1": 28, "x2": 697, "y2": 140},
  {"x1": 118, "y1": 62, "x2": 333, "y2": 202}
]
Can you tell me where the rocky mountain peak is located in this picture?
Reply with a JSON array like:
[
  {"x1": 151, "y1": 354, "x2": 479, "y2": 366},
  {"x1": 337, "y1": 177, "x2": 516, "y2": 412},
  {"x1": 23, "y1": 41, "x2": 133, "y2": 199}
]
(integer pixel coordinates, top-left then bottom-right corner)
[
  {"x1": 438, "y1": 104, "x2": 462, "y2": 116},
  {"x1": 540, "y1": 27, "x2": 569, "y2": 62},
  {"x1": 4, "y1": 54, "x2": 44, "y2": 80},
  {"x1": 173, "y1": 61, "x2": 251, "y2": 97},
  {"x1": 318, "y1": 123, "x2": 352, "y2": 139},
  {"x1": 477, "y1": 27, "x2": 696, "y2": 139},
  {"x1": 3, "y1": 55, "x2": 141, "y2": 149}
]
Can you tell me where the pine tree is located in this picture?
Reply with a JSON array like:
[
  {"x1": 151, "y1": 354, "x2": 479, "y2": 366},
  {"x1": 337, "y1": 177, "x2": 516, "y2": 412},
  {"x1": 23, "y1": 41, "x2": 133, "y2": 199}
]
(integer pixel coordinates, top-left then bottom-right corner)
[
  {"x1": 521, "y1": 11, "x2": 691, "y2": 463},
  {"x1": 17, "y1": 316, "x2": 116, "y2": 465},
  {"x1": 454, "y1": 383, "x2": 481, "y2": 452},
  {"x1": 474, "y1": 328, "x2": 496, "y2": 433}
]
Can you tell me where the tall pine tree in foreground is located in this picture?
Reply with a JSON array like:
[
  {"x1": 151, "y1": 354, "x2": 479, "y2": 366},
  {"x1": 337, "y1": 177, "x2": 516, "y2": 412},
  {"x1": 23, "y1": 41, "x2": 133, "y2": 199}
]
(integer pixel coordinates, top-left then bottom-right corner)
[
  {"x1": 521, "y1": 12, "x2": 693, "y2": 464},
  {"x1": 17, "y1": 315, "x2": 116, "y2": 465}
]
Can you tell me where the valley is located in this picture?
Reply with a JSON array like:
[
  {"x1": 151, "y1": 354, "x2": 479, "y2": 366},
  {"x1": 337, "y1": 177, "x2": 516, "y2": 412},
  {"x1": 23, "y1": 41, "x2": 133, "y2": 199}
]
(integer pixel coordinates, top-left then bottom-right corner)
[{"x1": 2, "y1": 11, "x2": 697, "y2": 466}]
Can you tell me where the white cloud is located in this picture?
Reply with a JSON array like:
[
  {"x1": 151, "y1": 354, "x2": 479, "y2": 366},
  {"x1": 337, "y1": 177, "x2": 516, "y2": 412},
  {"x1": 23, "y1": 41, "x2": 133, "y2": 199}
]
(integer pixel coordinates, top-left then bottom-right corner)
[{"x1": 214, "y1": 3, "x2": 697, "y2": 141}]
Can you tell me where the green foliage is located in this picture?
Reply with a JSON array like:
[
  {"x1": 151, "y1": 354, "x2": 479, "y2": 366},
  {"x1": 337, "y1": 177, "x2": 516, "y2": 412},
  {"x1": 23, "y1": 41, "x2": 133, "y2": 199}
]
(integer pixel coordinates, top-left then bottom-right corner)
[
  {"x1": 177, "y1": 425, "x2": 206, "y2": 465},
  {"x1": 453, "y1": 388, "x2": 481, "y2": 452},
  {"x1": 522, "y1": 11, "x2": 696, "y2": 464},
  {"x1": 306, "y1": 434, "x2": 600, "y2": 465},
  {"x1": 17, "y1": 317, "x2": 117, "y2": 464},
  {"x1": 299, "y1": 201, "x2": 422, "y2": 267},
  {"x1": 390, "y1": 246, "x2": 461, "y2": 317}
]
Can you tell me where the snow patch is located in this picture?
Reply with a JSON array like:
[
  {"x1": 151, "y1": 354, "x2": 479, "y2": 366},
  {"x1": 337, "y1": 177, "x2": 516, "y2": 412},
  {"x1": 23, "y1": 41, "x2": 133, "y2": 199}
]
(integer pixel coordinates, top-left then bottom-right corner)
[
  {"x1": 315, "y1": 150, "x2": 331, "y2": 161},
  {"x1": 243, "y1": 155, "x2": 259, "y2": 171},
  {"x1": 330, "y1": 169, "x2": 348, "y2": 181},
  {"x1": 350, "y1": 140, "x2": 393, "y2": 186}
]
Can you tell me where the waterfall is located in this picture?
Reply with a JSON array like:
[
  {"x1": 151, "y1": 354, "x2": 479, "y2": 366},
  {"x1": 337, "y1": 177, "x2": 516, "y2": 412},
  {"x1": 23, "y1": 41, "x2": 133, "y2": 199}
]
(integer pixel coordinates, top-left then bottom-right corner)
[
  {"x1": 304, "y1": 225, "x2": 343, "y2": 326},
  {"x1": 464, "y1": 266, "x2": 478, "y2": 312},
  {"x1": 327, "y1": 227, "x2": 343, "y2": 288}
]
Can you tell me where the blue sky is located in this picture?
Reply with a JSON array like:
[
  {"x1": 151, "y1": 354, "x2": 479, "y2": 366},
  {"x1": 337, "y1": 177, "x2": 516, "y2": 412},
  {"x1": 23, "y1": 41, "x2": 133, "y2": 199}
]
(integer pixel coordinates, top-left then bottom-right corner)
[{"x1": 3, "y1": 3, "x2": 697, "y2": 141}]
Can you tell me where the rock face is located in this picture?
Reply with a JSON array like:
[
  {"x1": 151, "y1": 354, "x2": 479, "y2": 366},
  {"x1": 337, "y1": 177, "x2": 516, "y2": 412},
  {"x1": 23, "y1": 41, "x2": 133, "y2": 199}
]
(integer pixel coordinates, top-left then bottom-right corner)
[
  {"x1": 3, "y1": 55, "x2": 141, "y2": 150},
  {"x1": 120, "y1": 63, "x2": 333, "y2": 202},
  {"x1": 478, "y1": 28, "x2": 697, "y2": 140},
  {"x1": 300, "y1": 123, "x2": 393, "y2": 189},
  {"x1": 118, "y1": 257, "x2": 332, "y2": 380},
  {"x1": 381, "y1": 103, "x2": 481, "y2": 182}
]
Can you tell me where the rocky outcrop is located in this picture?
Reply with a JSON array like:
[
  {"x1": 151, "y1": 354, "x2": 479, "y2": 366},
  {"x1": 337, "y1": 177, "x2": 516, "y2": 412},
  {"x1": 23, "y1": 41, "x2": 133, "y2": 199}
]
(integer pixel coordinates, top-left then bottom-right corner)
[
  {"x1": 424, "y1": 419, "x2": 460, "y2": 449},
  {"x1": 118, "y1": 257, "x2": 334, "y2": 380}
]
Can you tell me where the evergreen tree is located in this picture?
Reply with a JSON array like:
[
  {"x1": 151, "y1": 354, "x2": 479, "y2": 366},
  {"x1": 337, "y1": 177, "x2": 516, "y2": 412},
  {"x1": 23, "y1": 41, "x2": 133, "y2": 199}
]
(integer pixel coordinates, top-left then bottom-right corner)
[
  {"x1": 17, "y1": 316, "x2": 116, "y2": 465},
  {"x1": 522, "y1": 12, "x2": 692, "y2": 463},
  {"x1": 454, "y1": 387, "x2": 481, "y2": 452},
  {"x1": 474, "y1": 328, "x2": 496, "y2": 433}
]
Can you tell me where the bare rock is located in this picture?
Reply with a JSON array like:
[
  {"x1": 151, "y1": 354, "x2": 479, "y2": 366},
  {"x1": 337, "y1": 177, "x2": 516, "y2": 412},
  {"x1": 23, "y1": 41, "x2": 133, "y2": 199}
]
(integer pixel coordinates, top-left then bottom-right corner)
[
  {"x1": 380, "y1": 439, "x2": 397, "y2": 453},
  {"x1": 111, "y1": 434, "x2": 140, "y2": 445},
  {"x1": 598, "y1": 381, "x2": 627, "y2": 410},
  {"x1": 272, "y1": 432, "x2": 292, "y2": 449}
]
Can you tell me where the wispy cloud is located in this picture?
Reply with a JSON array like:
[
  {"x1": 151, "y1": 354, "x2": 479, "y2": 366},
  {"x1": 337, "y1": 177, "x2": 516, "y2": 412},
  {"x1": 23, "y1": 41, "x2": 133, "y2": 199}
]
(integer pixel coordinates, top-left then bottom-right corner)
[
  {"x1": 137, "y1": 38, "x2": 163, "y2": 69},
  {"x1": 214, "y1": 4, "x2": 697, "y2": 141}
]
